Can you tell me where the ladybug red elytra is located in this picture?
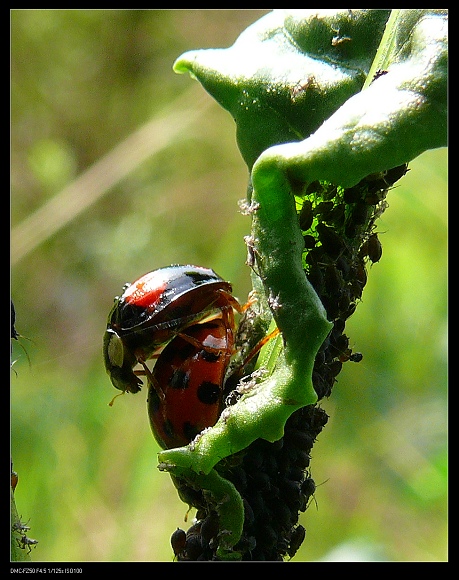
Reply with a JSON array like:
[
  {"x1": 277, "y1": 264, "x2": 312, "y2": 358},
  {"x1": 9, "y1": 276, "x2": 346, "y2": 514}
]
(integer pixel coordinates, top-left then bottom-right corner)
[
  {"x1": 147, "y1": 317, "x2": 234, "y2": 449},
  {"x1": 146, "y1": 312, "x2": 280, "y2": 450},
  {"x1": 103, "y1": 265, "x2": 242, "y2": 394}
]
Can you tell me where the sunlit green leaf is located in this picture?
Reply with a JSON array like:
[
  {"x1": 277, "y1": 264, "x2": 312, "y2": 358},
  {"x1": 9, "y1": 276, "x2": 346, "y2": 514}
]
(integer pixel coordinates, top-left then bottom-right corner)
[{"x1": 175, "y1": 9, "x2": 447, "y2": 177}]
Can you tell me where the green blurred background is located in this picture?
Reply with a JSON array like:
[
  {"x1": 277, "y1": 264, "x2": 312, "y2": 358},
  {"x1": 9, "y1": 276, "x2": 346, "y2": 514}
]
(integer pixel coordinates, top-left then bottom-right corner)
[{"x1": 11, "y1": 10, "x2": 447, "y2": 562}]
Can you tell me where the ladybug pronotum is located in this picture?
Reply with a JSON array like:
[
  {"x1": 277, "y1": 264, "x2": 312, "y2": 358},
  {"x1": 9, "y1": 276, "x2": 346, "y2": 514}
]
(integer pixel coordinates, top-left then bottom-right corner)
[{"x1": 103, "y1": 265, "x2": 241, "y2": 394}]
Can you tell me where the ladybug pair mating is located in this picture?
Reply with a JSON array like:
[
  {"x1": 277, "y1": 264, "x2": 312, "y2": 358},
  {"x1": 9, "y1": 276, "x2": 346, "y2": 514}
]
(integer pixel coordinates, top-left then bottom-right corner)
[{"x1": 104, "y1": 265, "x2": 265, "y2": 450}]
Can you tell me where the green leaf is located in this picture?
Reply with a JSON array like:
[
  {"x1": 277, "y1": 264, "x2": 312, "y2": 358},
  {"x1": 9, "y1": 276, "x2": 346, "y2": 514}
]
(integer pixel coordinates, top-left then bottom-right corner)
[
  {"x1": 173, "y1": 9, "x2": 388, "y2": 169},
  {"x1": 174, "y1": 9, "x2": 447, "y2": 174}
]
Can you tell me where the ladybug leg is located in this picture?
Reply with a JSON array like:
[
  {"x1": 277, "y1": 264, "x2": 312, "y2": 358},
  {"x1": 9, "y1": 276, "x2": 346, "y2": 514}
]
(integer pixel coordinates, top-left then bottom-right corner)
[
  {"x1": 176, "y1": 331, "x2": 214, "y2": 351},
  {"x1": 241, "y1": 327, "x2": 280, "y2": 368},
  {"x1": 136, "y1": 360, "x2": 165, "y2": 401},
  {"x1": 230, "y1": 327, "x2": 280, "y2": 379},
  {"x1": 220, "y1": 306, "x2": 236, "y2": 355},
  {"x1": 240, "y1": 290, "x2": 258, "y2": 313},
  {"x1": 177, "y1": 313, "x2": 234, "y2": 356},
  {"x1": 220, "y1": 289, "x2": 257, "y2": 314}
]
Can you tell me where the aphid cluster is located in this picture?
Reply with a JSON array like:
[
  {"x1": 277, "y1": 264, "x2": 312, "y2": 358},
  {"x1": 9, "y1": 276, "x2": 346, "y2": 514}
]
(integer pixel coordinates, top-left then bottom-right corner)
[
  {"x1": 300, "y1": 165, "x2": 407, "y2": 398},
  {"x1": 172, "y1": 405, "x2": 328, "y2": 561}
]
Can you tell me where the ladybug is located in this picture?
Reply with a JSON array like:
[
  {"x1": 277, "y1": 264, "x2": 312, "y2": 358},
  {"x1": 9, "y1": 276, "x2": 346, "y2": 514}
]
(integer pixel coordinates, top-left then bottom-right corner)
[
  {"x1": 103, "y1": 265, "x2": 242, "y2": 395},
  {"x1": 146, "y1": 317, "x2": 234, "y2": 449}
]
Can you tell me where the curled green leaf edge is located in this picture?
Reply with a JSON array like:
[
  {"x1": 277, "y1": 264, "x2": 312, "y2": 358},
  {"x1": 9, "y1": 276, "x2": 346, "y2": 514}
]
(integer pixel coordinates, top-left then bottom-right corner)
[{"x1": 252, "y1": 11, "x2": 447, "y2": 189}]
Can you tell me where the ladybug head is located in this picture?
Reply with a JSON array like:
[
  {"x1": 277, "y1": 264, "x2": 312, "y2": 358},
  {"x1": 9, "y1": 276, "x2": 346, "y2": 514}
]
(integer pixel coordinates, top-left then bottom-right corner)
[{"x1": 103, "y1": 329, "x2": 143, "y2": 394}]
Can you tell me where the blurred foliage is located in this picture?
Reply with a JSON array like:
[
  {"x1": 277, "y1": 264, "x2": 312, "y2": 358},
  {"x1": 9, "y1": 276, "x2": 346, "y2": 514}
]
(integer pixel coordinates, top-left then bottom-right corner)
[{"x1": 11, "y1": 10, "x2": 446, "y2": 562}]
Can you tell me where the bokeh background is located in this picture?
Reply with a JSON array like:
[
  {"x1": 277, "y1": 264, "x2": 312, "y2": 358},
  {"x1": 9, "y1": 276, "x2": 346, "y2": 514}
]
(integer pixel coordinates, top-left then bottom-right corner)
[{"x1": 11, "y1": 10, "x2": 447, "y2": 562}]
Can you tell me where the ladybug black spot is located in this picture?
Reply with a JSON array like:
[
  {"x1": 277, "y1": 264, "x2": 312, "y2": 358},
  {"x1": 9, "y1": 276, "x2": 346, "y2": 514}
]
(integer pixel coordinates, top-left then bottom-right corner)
[
  {"x1": 163, "y1": 419, "x2": 175, "y2": 441},
  {"x1": 176, "y1": 342, "x2": 196, "y2": 361},
  {"x1": 197, "y1": 381, "x2": 221, "y2": 405},
  {"x1": 182, "y1": 422, "x2": 200, "y2": 442},
  {"x1": 147, "y1": 388, "x2": 161, "y2": 413},
  {"x1": 186, "y1": 271, "x2": 217, "y2": 285}
]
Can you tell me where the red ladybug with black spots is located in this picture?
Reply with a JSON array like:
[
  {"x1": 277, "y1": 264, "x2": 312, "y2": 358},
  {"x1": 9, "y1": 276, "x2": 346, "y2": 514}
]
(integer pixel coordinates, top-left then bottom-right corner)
[{"x1": 105, "y1": 264, "x2": 277, "y2": 450}]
